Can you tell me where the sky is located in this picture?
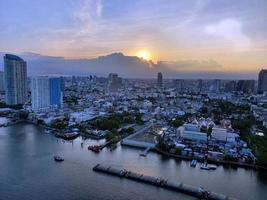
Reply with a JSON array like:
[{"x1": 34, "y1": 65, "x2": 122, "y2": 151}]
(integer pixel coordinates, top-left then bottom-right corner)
[{"x1": 0, "y1": 0, "x2": 266, "y2": 77}]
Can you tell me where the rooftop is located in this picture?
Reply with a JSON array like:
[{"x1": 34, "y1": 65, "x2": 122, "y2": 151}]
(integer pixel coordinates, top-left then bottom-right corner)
[{"x1": 4, "y1": 54, "x2": 24, "y2": 62}]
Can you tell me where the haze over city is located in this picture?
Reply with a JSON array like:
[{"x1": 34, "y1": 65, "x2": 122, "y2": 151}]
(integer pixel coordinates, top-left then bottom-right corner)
[{"x1": 0, "y1": 0, "x2": 266, "y2": 78}]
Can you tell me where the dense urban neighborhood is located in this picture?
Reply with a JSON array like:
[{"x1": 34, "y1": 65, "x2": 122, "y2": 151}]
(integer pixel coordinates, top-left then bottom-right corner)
[{"x1": 1, "y1": 54, "x2": 267, "y2": 170}]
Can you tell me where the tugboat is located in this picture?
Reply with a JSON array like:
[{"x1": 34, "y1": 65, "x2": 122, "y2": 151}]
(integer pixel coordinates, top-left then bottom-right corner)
[{"x1": 54, "y1": 155, "x2": 64, "y2": 162}]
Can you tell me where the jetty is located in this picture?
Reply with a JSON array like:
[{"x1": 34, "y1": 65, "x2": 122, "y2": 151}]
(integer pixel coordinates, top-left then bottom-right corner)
[
  {"x1": 93, "y1": 164, "x2": 237, "y2": 200},
  {"x1": 139, "y1": 147, "x2": 151, "y2": 157}
]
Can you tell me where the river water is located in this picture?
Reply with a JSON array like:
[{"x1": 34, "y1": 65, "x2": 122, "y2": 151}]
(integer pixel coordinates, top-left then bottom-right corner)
[{"x1": 0, "y1": 123, "x2": 266, "y2": 200}]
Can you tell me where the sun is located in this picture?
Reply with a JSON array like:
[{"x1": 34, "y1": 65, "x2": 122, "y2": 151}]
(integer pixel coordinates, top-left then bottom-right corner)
[{"x1": 136, "y1": 50, "x2": 151, "y2": 61}]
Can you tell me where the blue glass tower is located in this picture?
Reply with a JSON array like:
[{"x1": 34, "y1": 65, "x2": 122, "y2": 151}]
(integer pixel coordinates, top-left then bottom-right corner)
[{"x1": 49, "y1": 78, "x2": 62, "y2": 108}]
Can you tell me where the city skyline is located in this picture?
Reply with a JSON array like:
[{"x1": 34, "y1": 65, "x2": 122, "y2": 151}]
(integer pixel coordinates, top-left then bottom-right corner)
[
  {"x1": 1, "y1": 1, "x2": 267, "y2": 200},
  {"x1": 0, "y1": 0, "x2": 267, "y2": 77}
]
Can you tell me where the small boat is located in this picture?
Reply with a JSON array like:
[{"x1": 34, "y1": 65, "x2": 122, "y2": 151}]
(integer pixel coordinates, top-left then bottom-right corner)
[
  {"x1": 54, "y1": 156, "x2": 64, "y2": 162},
  {"x1": 88, "y1": 145, "x2": 101, "y2": 153},
  {"x1": 200, "y1": 163, "x2": 217, "y2": 170},
  {"x1": 55, "y1": 132, "x2": 80, "y2": 140},
  {"x1": 191, "y1": 159, "x2": 197, "y2": 167},
  {"x1": 200, "y1": 164, "x2": 210, "y2": 170},
  {"x1": 209, "y1": 165, "x2": 217, "y2": 170}
]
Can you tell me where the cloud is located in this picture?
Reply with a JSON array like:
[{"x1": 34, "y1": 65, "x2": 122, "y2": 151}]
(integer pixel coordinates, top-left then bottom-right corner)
[
  {"x1": 204, "y1": 19, "x2": 251, "y2": 52},
  {"x1": 71, "y1": 0, "x2": 102, "y2": 36},
  {"x1": 157, "y1": 59, "x2": 222, "y2": 72},
  {"x1": 0, "y1": 51, "x2": 257, "y2": 79}
]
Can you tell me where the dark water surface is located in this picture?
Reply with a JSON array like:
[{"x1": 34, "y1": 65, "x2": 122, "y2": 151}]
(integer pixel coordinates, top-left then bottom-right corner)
[{"x1": 0, "y1": 123, "x2": 267, "y2": 200}]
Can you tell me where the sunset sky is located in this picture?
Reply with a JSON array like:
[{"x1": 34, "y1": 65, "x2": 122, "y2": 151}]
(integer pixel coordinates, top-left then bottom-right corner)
[{"x1": 0, "y1": 0, "x2": 266, "y2": 75}]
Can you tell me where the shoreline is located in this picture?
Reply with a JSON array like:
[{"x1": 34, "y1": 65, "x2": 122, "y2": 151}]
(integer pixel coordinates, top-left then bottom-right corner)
[
  {"x1": 154, "y1": 148, "x2": 267, "y2": 171},
  {"x1": 4, "y1": 120, "x2": 267, "y2": 171}
]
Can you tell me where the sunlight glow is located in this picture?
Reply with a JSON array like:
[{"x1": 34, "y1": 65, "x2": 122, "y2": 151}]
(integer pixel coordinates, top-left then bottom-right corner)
[{"x1": 136, "y1": 50, "x2": 151, "y2": 61}]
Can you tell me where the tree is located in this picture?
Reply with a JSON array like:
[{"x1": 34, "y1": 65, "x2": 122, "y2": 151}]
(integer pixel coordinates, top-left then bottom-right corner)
[
  {"x1": 171, "y1": 118, "x2": 183, "y2": 128},
  {"x1": 207, "y1": 125, "x2": 213, "y2": 140},
  {"x1": 200, "y1": 126, "x2": 207, "y2": 133}
]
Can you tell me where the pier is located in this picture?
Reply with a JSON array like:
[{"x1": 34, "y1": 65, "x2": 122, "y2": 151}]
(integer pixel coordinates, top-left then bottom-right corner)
[
  {"x1": 93, "y1": 164, "x2": 237, "y2": 200},
  {"x1": 139, "y1": 147, "x2": 151, "y2": 157}
]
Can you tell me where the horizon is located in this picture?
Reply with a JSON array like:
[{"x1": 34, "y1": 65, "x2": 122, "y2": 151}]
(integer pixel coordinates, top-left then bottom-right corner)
[{"x1": 0, "y1": 51, "x2": 265, "y2": 79}]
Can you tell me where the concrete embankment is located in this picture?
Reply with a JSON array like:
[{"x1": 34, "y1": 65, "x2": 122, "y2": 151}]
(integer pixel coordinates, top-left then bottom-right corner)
[
  {"x1": 93, "y1": 164, "x2": 237, "y2": 200},
  {"x1": 121, "y1": 123, "x2": 156, "y2": 149}
]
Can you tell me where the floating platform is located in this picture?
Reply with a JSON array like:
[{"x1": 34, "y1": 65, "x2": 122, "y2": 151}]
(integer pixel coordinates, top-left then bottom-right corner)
[{"x1": 93, "y1": 164, "x2": 237, "y2": 200}]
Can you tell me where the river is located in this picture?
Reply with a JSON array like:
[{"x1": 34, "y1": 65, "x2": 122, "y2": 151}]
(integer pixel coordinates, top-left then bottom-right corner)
[{"x1": 0, "y1": 122, "x2": 266, "y2": 200}]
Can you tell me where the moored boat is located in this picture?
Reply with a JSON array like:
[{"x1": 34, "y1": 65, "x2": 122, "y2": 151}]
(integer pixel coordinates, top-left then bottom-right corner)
[
  {"x1": 209, "y1": 165, "x2": 217, "y2": 170},
  {"x1": 191, "y1": 159, "x2": 197, "y2": 167},
  {"x1": 54, "y1": 155, "x2": 64, "y2": 162},
  {"x1": 200, "y1": 164, "x2": 210, "y2": 170},
  {"x1": 55, "y1": 132, "x2": 80, "y2": 140},
  {"x1": 200, "y1": 163, "x2": 217, "y2": 170},
  {"x1": 88, "y1": 145, "x2": 101, "y2": 153}
]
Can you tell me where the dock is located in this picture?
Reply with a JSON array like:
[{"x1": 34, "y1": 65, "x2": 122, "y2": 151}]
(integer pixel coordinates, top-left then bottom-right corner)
[
  {"x1": 93, "y1": 164, "x2": 237, "y2": 200},
  {"x1": 139, "y1": 147, "x2": 151, "y2": 157}
]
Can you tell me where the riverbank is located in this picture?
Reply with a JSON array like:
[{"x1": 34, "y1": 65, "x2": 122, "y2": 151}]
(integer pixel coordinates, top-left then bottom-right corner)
[{"x1": 154, "y1": 148, "x2": 267, "y2": 171}]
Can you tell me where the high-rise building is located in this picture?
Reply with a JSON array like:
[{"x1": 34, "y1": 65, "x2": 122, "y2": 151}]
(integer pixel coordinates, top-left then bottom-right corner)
[
  {"x1": 49, "y1": 78, "x2": 63, "y2": 108},
  {"x1": 236, "y1": 80, "x2": 255, "y2": 94},
  {"x1": 31, "y1": 77, "x2": 63, "y2": 110},
  {"x1": 225, "y1": 80, "x2": 236, "y2": 92},
  {"x1": 175, "y1": 79, "x2": 185, "y2": 92},
  {"x1": 108, "y1": 73, "x2": 122, "y2": 92},
  {"x1": 157, "y1": 72, "x2": 163, "y2": 87},
  {"x1": 4, "y1": 54, "x2": 27, "y2": 105},
  {"x1": 197, "y1": 79, "x2": 203, "y2": 93},
  {"x1": 210, "y1": 79, "x2": 221, "y2": 93},
  {"x1": 0, "y1": 71, "x2": 4, "y2": 92},
  {"x1": 60, "y1": 76, "x2": 65, "y2": 96},
  {"x1": 258, "y1": 69, "x2": 267, "y2": 94},
  {"x1": 31, "y1": 77, "x2": 50, "y2": 110}
]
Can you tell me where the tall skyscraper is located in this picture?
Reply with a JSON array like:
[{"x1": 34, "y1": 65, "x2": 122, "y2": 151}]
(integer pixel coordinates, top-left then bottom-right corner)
[
  {"x1": 258, "y1": 69, "x2": 267, "y2": 94},
  {"x1": 31, "y1": 77, "x2": 50, "y2": 110},
  {"x1": 0, "y1": 71, "x2": 4, "y2": 92},
  {"x1": 108, "y1": 73, "x2": 122, "y2": 92},
  {"x1": 4, "y1": 54, "x2": 27, "y2": 105},
  {"x1": 225, "y1": 80, "x2": 236, "y2": 92},
  {"x1": 157, "y1": 72, "x2": 163, "y2": 87},
  {"x1": 49, "y1": 78, "x2": 63, "y2": 108},
  {"x1": 31, "y1": 77, "x2": 63, "y2": 110},
  {"x1": 197, "y1": 79, "x2": 203, "y2": 93},
  {"x1": 236, "y1": 80, "x2": 255, "y2": 94},
  {"x1": 210, "y1": 79, "x2": 221, "y2": 93}
]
